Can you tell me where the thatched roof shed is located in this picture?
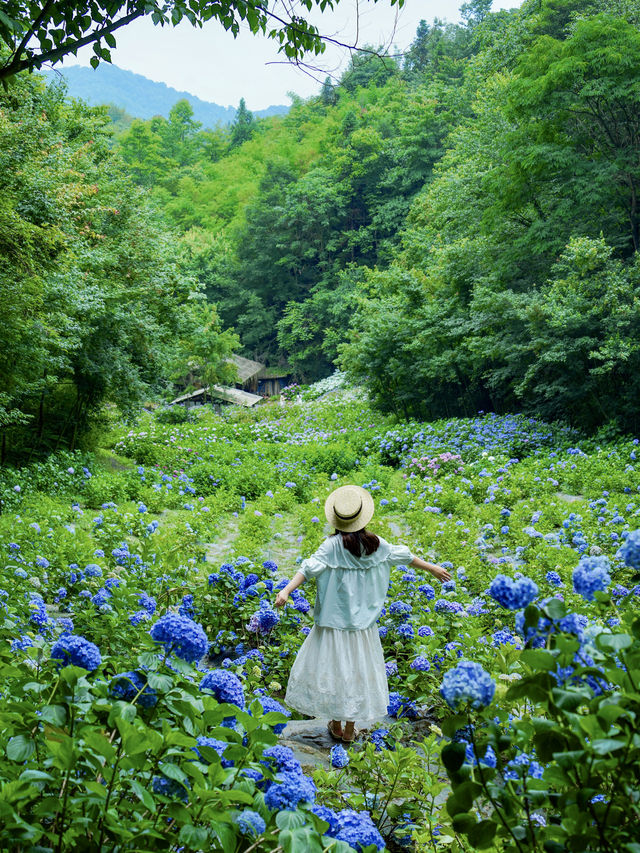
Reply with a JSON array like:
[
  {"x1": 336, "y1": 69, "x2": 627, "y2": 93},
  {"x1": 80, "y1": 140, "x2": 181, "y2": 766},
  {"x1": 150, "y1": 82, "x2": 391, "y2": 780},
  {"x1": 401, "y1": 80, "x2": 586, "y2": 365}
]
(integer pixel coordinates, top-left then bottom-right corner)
[
  {"x1": 170, "y1": 385, "x2": 262, "y2": 408},
  {"x1": 228, "y1": 355, "x2": 264, "y2": 390}
]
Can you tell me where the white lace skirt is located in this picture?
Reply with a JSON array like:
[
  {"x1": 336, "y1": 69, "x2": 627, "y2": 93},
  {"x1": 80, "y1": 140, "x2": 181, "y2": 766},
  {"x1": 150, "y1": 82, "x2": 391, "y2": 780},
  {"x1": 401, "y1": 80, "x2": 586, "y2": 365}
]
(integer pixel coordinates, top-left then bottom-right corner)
[{"x1": 284, "y1": 624, "x2": 389, "y2": 722}]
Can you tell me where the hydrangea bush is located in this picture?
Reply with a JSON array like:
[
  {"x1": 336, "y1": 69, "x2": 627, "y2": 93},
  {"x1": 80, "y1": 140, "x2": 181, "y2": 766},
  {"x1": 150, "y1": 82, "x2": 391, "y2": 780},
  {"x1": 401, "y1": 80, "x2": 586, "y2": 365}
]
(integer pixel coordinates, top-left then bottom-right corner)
[{"x1": 1, "y1": 391, "x2": 640, "y2": 850}]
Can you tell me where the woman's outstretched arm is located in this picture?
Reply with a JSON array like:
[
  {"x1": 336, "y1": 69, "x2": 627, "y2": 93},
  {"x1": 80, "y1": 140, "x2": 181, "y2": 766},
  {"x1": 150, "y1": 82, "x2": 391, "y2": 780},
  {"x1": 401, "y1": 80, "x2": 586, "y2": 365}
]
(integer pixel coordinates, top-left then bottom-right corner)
[
  {"x1": 274, "y1": 571, "x2": 306, "y2": 607},
  {"x1": 410, "y1": 555, "x2": 452, "y2": 583}
]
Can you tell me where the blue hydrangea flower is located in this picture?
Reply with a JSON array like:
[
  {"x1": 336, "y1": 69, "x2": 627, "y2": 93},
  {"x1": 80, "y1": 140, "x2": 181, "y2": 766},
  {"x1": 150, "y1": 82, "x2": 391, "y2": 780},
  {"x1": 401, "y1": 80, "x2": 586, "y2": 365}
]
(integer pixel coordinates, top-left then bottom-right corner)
[
  {"x1": 150, "y1": 613, "x2": 208, "y2": 662},
  {"x1": 440, "y1": 660, "x2": 495, "y2": 710},
  {"x1": 435, "y1": 599, "x2": 465, "y2": 615},
  {"x1": 464, "y1": 742, "x2": 497, "y2": 768},
  {"x1": 11, "y1": 635, "x2": 33, "y2": 652},
  {"x1": 389, "y1": 601, "x2": 412, "y2": 616},
  {"x1": 418, "y1": 584, "x2": 435, "y2": 600},
  {"x1": 51, "y1": 634, "x2": 101, "y2": 671},
  {"x1": 489, "y1": 574, "x2": 538, "y2": 610},
  {"x1": 617, "y1": 529, "x2": 640, "y2": 570},
  {"x1": 492, "y1": 629, "x2": 522, "y2": 649},
  {"x1": 329, "y1": 810, "x2": 385, "y2": 852},
  {"x1": 410, "y1": 655, "x2": 431, "y2": 671},
  {"x1": 248, "y1": 600, "x2": 280, "y2": 635},
  {"x1": 418, "y1": 625, "x2": 434, "y2": 637},
  {"x1": 252, "y1": 695, "x2": 290, "y2": 734},
  {"x1": 312, "y1": 805, "x2": 340, "y2": 832},
  {"x1": 396, "y1": 622, "x2": 415, "y2": 639},
  {"x1": 331, "y1": 744, "x2": 350, "y2": 768},
  {"x1": 235, "y1": 810, "x2": 265, "y2": 836},
  {"x1": 92, "y1": 588, "x2": 111, "y2": 608},
  {"x1": 262, "y1": 745, "x2": 301, "y2": 774},
  {"x1": 369, "y1": 727, "x2": 393, "y2": 753},
  {"x1": 200, "y1": 669, "x2": 245, "y2": 709},
  {"x1": 193, "y1": 736, "x2": 232, "y2": 767},
  {"x1": 151, "y1": 774, "x2": 189, "y2": 801},
  {"x1": 264, "y1": 770, "x2": 316, "y2": 810},
  {"x1": 85, "y1": 564, "x2": 103, "y2": 578},
  {"x1": 504, "y1": 752, "x2": 544, "y2": 781},
  {"x1": 546, "y1": 571, "x2": 563, "y2": 587},
  {"x1": 572, "y1": 556, "x2": 611, "y2": 601},
  {"x1": 138, "y1": 592, "x2": 157, "y2": 614},
  {"x1": 110, "y1": 671, "x2": 157, "y2": 708},
  {"x1": 387, "y1": 692, "x2": 418, "y2": 719}
]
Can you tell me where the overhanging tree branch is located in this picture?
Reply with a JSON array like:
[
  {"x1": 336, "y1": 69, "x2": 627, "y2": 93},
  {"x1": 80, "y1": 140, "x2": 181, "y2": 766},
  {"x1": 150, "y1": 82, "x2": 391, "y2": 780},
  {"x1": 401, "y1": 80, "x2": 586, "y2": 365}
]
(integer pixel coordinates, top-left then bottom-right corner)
[{"x1": 0, "y1": 9, "x2": 146, "y2": 80}]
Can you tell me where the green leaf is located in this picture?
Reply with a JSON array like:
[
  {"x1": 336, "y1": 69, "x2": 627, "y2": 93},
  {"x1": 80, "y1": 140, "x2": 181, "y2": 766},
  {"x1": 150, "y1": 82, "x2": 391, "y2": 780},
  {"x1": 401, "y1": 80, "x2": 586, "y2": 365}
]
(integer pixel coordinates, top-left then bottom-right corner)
[
  {"x1": 591, "y1": 737, "x2": 626, "y2": 755},
  {"x1": 521, "y1": 649, "x2": 556, "y2": 671},
  {"x1": 543, "y1": 598, "x2": 566, "y2": 620},
  {"x1": 130, "y1": 779, "x2": 156, "y2": 812},
  {"x1": 441, "y1": 742, "x2": 466, "y2": 773},
  {"x1": 446, "y1": 781, "x2": 482, "y2": 817},
  {"x1": 524, "y1": 603, "x2": 540, "y2": 627},
  {"x1": 276, "y1": 811, "x2": 307, "y2": 830},
  {"x1": 440, "y1": 714, "x2": 467, "y2": 738},
  {"x1": 279, "y1": 827, "x2": 324, "y2": 853},
  {"x1": 551, "y1": 688, "x2": 590, "y2": 711},
  {"x1": 452, "y1": 813, "x2": 477, "y2": 832},
  {"x1": 159, "y1": 763, "x2": 188, "y2": 785},
  {"x1": 7, "y1": 735, "x2": 35, "y2": 762},
  {"x1": 467, "y1": 819, "x2": 497, "y2": 848},
  {"x1": 596, "y1": 633, "x2": 632, "y2": 652},
  {"x1": 146, "y1": 672, "x2": 173, "y2": 692},
  {"x1": 178, "y1": 824, "x2": 208, "y2": 847},
  {"x1": 40, "y1": 704, "x2": 66, "y2": 726}
]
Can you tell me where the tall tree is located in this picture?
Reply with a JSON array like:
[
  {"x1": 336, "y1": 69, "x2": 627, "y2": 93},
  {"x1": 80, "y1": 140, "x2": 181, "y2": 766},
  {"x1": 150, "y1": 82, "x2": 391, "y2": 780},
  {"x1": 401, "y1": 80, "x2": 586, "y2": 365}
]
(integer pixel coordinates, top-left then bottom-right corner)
[{"x1": 229, "y1": 98, "x2": 255, "y2": 149}]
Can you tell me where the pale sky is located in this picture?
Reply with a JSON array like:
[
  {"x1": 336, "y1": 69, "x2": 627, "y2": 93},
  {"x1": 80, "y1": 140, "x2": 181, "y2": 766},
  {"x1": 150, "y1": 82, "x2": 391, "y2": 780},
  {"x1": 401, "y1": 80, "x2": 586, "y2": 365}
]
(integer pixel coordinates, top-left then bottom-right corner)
[{"x1": 62, "y1": 0, "x2": 522, "y2": 110}]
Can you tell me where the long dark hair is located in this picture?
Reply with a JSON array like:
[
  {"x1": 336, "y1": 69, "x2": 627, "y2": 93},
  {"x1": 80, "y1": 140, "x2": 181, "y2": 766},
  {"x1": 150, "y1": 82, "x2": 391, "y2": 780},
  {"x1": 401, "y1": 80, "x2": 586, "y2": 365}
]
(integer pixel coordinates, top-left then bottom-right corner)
[{"x1": 333, "y1": 527, "x2": 380, "y2": 557}]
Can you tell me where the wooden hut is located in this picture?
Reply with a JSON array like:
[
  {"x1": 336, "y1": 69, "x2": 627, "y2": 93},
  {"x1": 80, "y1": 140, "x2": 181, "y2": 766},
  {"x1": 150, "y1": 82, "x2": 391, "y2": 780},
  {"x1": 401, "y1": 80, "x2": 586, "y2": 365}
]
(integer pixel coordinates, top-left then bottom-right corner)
[
  {"x1": 228, "y1": 355, "x2": 264, "y2": 392},
  {"x1": 171, "y1": 385, "x2": 262, "y2": 410},
  {"x1": 257, "y1": 366, "x2": 293, "y2": 397}
]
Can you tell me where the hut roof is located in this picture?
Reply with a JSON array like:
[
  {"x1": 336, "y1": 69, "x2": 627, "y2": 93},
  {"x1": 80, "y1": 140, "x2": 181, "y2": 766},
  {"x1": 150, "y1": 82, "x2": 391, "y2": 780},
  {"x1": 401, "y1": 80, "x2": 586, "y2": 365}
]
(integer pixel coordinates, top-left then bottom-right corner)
[
  {"x1": 259, "y1": 365, "x2": 293, "y2": 379},
  {"x1": 228, "y1": 354, "x2": 264, "y2": 384},
  {"x1": 209, "y1": 385, "x2": 262, "y2": 407},
  {"x1": 170, "y1": 385, "x2": 262, "y2": 408},
  {"x1": 170, "y1": 388, "x2": 206, "y2": 405}
]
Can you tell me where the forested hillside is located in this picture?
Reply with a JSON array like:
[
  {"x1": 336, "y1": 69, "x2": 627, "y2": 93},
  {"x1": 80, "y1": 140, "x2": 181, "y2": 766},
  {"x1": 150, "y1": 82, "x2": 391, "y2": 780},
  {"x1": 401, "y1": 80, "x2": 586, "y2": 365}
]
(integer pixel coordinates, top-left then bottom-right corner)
[
  {"x1": 2, "y1": 0, "x2": 640, "y2": 465},
  {"x1": 112, "y1": 0, "x2": 640, "y2": 433},
  {"x1": 41, "y1": 64, "x2": 289, "y2": 126}
]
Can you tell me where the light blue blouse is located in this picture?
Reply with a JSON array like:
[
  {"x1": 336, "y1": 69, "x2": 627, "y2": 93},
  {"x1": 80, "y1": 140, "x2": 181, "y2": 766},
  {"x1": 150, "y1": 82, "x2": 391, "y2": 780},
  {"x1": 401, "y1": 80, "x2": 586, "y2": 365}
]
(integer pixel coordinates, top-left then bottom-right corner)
[{"x1": 298, "y1": 536, "x2": 414, "y2": 631}]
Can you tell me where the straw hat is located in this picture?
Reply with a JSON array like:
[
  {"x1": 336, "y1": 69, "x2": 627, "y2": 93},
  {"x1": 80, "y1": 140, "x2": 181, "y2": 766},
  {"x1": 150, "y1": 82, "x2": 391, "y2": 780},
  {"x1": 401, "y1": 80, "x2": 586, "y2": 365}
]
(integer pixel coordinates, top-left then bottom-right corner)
[{"x1": 324, "y1": 484, "x2": 375, "y2": 533}]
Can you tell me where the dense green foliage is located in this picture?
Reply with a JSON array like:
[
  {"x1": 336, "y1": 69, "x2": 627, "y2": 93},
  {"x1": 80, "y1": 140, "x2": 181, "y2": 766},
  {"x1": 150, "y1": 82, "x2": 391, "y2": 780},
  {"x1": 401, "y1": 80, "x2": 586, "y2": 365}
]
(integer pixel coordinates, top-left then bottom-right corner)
[
  {"x1": 109, "y1": 0, "x2": 640, "y2": 431},
  {"x1": 0, "y1": 73, "x2": 237, "y2": 462}
]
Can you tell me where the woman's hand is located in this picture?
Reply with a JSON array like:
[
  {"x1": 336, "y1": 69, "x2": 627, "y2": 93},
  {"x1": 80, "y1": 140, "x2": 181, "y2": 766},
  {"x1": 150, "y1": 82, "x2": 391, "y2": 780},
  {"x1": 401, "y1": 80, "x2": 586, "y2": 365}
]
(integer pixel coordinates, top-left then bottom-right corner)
[
  {"x1": 430, "y1": 564, "x2": 452, "y2": 582},
  {"x1": 274, "y1": 590, "x2": 289, "y2": 608}
]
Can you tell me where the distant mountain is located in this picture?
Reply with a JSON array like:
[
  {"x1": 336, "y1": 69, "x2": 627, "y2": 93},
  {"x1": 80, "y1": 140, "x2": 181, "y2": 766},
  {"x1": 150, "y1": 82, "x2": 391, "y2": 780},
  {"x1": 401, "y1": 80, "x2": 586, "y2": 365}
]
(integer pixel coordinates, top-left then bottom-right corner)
[{"x1": 41, "y1": 64, "x2": 288, "y2": 127}]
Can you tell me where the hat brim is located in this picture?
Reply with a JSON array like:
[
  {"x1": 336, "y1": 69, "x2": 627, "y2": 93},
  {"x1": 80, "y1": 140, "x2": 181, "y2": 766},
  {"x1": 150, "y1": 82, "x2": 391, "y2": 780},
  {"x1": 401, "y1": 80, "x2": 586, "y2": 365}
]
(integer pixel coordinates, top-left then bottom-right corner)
[{"x1": 324, "y1": 486, "x2": 375, "y2": 532}]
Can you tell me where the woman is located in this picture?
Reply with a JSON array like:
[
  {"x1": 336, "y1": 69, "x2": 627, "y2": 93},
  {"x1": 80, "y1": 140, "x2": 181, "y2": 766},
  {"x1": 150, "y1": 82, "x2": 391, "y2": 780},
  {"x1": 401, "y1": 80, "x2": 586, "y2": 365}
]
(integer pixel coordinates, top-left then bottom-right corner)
[{"x1": 274, "y1": 484, "x2": 451, "y2": 742}]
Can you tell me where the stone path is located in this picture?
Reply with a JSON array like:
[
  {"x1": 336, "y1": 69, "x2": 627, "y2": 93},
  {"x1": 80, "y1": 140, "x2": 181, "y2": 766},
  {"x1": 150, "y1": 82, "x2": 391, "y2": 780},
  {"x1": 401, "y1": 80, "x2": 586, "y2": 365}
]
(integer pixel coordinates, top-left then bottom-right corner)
[{"x1": 203, "y1": 516, "x2": 240, "y2": 567}]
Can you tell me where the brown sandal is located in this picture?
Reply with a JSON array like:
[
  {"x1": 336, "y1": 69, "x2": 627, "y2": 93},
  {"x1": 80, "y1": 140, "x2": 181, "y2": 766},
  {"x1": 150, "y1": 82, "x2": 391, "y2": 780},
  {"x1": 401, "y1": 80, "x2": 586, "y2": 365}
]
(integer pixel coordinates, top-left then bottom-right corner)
[
  {"x1": 327, "y1": 721, "x2": 343, "y2": 740},
  {"x1": 341, "y1": 727, "x2": 359, "y2": 744}
]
